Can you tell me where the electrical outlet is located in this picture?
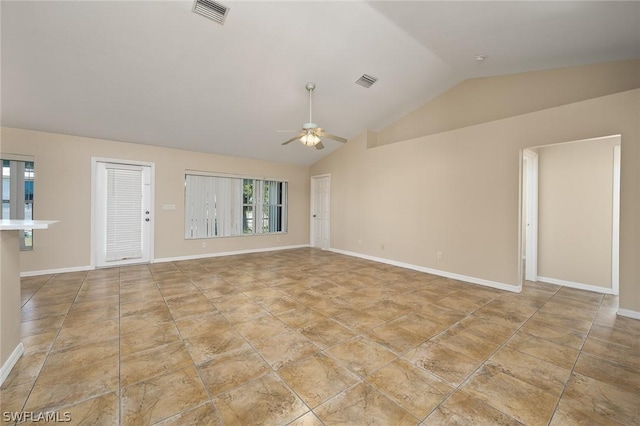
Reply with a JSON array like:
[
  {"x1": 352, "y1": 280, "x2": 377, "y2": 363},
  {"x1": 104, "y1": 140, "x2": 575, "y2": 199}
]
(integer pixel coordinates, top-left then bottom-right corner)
[
  {"x1": 437, "y1": 251, "x2": 443, "y2": 260},
  {"x1": 202, "y1": 241, "x2": 207, "y2": 248},
  {"x1": 381, "y1": 244, "x2": 385, "y2": 250},
  {"x1": 276, "y1": 236, "x2": 281, "y2": 242},
  {"x1": 357, "y1": 239, "x2": 362, "y2": 245}
]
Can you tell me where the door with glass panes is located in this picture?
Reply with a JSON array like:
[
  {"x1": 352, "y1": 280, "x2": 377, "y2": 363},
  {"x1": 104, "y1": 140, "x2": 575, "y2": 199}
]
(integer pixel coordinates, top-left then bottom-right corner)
[{"x1": 94, "y1": 161, "x2": 152, "y2": 267}]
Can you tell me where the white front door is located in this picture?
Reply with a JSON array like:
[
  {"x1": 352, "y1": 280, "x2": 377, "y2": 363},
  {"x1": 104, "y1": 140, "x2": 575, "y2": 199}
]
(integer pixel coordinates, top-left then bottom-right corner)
[
  {"x1": 311, "y1": 175, "x2": 330, "y2": 249},
  {"x1": 94, "y1": 161, "x2": 152, "y2": 267}
]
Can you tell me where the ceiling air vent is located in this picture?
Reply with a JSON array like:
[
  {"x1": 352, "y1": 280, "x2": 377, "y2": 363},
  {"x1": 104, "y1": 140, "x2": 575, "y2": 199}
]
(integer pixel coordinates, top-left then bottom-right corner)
[
  {"x1": 355, "y1": 74, "x2": 377, "y2": 88},
  {"x1": 193, "y1": 0, "x2": 229, "y2": 25}
]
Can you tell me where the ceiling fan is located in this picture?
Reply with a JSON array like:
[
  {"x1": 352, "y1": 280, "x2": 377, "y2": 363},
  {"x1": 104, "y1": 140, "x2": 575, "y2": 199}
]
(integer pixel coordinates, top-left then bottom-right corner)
[{"x1": 281, "y1": 82, "x2": 347, "y2": 150}]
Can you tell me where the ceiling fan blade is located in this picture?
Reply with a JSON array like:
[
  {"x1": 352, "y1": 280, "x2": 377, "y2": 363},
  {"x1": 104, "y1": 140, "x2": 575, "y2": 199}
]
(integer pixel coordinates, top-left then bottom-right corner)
[
  {"x1": 315, "y1": 141, "x2": 325, "y2": 150},
  {"x1": 281, "y1": 133, "x2": 304, "y2": 145},
  {"x1": 317, "y1": 130, "x2": 347, "y2": 143}
]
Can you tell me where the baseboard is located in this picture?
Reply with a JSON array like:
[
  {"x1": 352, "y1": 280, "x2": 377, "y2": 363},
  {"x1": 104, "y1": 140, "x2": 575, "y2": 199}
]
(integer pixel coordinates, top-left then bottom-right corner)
[
  {"x1": 617, "y1": 308, "x2": 640, "y2": 320},
  {"x1": 328, "y1": 248, "x2": 520, "y2": 293},
  {"x1": 154, "y1": 244, "x2": 310, "y2": 263},
  {"x1": 20, "y1": 265, "x2": 92, "y2": 278},
  {"x1": 0, "y1": 343, "x2": 24, "y2": 387},
  {"x1": 537, "y1": 276, "x2": 615, "y2": 295},
  {"x1": 19, "y1": 245, "x2": 311, "y2": 276}
]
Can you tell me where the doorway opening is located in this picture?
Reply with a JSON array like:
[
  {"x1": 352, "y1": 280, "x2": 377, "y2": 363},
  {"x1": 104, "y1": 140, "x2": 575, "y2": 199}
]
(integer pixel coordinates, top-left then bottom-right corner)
[{"x1": 520, "y1": 135, "x2": 620, "y2": 294}]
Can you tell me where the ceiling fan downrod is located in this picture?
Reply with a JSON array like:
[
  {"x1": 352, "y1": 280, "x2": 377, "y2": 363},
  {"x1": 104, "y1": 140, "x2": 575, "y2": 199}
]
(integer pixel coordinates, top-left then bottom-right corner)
[{"x1": 305, "y1": 82, "x2": 316, "y2": 129}]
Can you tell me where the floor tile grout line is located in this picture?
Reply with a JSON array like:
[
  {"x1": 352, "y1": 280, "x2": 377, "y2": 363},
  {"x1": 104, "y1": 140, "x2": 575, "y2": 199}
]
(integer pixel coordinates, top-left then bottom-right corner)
[
  {"x1": 179, "y1": 264, "x2": 535, "y2": 423},
  {"x1": 120, "y1": 265, "x2": 204, "y2": 388},
  {"x1": 19, "y1": 274, "x2": 55, "y2": 308},
  {"x1": 170, "y1": 261, "x2": 304, "y2": 424},
  {"x1": 545, "y1": 292, "x2": 606, "y2": 425},
  {"x1": 12, "y1": 250, "x2": 634, "y2": 425},
  {"x1": 13, "y1": 271, "x2": 89, "y2": 416},
  {"x1": 8, "y1": 273, "x2": 56, "y2": 416},
  {"x1": 413, "y1": 281, "x2": 565, "y2": 425},
  {"x1": 170, "y1": 266, "x2": 228, "y2": 425}
]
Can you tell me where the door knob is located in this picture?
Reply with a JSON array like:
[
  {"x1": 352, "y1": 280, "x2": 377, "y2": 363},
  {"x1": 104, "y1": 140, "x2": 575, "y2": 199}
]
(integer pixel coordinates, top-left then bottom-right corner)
[
  {"x1": 145, "y1": 218, "x2": 150, "y2": 222},
  {"x1": 145, "y1": 211, "x2": 150, "y2": 214},
  {"x1": 313, "y1": 215, "x2": 317, "y2": 218}
]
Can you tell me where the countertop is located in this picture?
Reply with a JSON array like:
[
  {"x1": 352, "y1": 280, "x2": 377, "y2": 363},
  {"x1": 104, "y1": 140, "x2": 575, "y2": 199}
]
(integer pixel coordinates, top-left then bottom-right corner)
[{"x1": 0, "y1": 220, "x2": 59, "y2": 231}]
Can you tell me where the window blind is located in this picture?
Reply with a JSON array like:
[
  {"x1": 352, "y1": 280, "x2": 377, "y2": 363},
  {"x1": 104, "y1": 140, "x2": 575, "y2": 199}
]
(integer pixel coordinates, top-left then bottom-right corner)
[
  {"x1": 106, "y1": 166, "x2": 143, "y2": 261},
  {"x1": 185, "y1": 173, "x2": 287, "y2": 238}
]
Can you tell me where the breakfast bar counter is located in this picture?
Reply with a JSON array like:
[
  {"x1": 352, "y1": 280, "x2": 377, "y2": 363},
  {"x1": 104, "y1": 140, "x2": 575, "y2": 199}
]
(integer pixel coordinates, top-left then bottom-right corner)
[{"x1": 0, "y1": 220, "x2": 57, "y2": 384}]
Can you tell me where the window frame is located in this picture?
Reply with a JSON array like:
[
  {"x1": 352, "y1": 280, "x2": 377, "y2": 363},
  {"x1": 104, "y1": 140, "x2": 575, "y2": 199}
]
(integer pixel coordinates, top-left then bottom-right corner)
[
  {"x1": 1, "y1": 155, "x2": 35, "y2": 251},
  {"x1": 184, "y1": 171, "x2": 288, "y2": 239}
]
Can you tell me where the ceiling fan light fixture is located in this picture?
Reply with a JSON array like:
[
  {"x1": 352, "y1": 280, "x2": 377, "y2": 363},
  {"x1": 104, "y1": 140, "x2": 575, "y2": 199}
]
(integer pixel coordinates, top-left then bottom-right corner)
[
  {"x1": 281, "y1": 82, "x2": 346, "y2": 149},
  {"x1": 300, "y1": 132, "x2": 321, "y2": 146}
]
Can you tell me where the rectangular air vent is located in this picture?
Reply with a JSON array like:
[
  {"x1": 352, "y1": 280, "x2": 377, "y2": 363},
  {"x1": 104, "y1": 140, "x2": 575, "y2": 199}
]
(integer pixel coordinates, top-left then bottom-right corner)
[
  {"x1": 355, "y1": 74, "x2": 377, "y2": 88},
  {"x1": 193, "y1": 0, "x2": 229, "y2": 25}
]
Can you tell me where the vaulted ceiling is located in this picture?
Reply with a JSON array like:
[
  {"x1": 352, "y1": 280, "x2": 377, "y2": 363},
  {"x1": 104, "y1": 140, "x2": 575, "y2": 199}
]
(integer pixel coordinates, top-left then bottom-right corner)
[{"x1": 2, "y1": 1, "x2": 639, "y2": 165}]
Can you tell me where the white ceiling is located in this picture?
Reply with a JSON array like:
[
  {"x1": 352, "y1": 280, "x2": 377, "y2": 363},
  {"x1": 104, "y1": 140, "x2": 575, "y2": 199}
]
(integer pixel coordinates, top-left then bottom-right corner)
[{"x1": 2, "y1": 1, "x2": 639, "y2": 166}]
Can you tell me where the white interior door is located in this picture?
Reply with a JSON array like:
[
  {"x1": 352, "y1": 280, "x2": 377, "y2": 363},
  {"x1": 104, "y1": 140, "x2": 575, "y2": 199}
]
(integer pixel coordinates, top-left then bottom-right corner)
[
  {"x1": 311, "y1": 175, "x2": 330, "y2": 250},
  {"x1": 523, "y1": 149, "x2": 539, "y2": 282},
  {"x1": 94, "y1": 161, "x2": 152, "y2": 267}
]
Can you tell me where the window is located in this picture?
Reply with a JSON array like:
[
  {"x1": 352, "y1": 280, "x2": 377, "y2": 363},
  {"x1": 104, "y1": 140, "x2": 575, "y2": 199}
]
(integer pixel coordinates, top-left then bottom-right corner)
[
  {"x1": 185, "y1": 173, "x2": 287, "y2": 239},
  {"x1": 242, "y1": 179, "x2": 287, "y2": 235},
  {"x1": 1, "y1": 157, "x2": 35, "y2": 250}
]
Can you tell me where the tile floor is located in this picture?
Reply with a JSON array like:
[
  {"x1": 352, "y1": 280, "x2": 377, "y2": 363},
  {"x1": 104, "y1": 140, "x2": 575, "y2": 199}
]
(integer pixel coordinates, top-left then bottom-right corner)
[{"x1": 1, "y1": 248, "x2": 639, "y2": 425}]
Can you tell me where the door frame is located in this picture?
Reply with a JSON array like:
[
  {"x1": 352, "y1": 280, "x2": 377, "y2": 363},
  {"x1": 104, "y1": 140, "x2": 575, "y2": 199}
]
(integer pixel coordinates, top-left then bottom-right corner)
[
  {"x1": 91, "y1": 157, "x2": 155, "y2": 269},
  {"x1": 612, "y1": 144, "x2": 621, "y2": 295},
  {"x1": 522, "y1": 149, "x2": 539, "y2": 283},
  {"x1": 310, "y1": 174, "x2": 330, "y2": 249}
]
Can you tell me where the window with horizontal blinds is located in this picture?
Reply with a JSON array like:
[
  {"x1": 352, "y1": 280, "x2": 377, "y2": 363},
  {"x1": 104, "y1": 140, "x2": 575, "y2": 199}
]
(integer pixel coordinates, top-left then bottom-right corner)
[
  {"x1": 185, "y1": 173, "x2": 287, "y2": 239},
  {"x1": 106, "y1": 167, "x2": 143, "y2": 261}
]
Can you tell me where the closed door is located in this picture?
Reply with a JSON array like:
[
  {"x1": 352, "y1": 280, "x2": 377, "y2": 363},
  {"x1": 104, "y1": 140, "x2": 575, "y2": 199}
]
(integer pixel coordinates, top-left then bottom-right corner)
[
  {"x1": 94, "y1": 161, "x2": 152, "y2": 267},
  {"x1": 311, "y1": 175, "x2": 330, "y2": 249}
]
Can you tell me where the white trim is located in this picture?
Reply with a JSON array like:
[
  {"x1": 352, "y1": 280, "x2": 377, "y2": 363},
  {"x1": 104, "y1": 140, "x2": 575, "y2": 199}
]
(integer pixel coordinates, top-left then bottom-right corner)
[
  {"x1": 20, "y1": 265, "x2": 92, "y2": 278},
  {"x1": 91, "y1": 157, "x2": 156, "y2": 168},
  {"x1": 0, "y1": 153, "x2": 34, "y2": 162},
  {"x1": 523, "y1": 149, "x2": 538, "y2": 282},
  {"x1": 154, "y1": 244, "x2": 309, "y2": 263},
  {"x1": 19, "y1": 245, "x2": 311, "y2": 276},
  {"x1": 537, "y1": 276, "x2": 615, "y2": 294},
  {"x1": 617, "y1": 309, "x2": 640, "y2": 320},
  {"x1": 611, "y1": 145, "x2": 620, "y2": 295},
  {"x1": 185, "y1": 169, "x2": 288, "y2": 182},
  {"x1": 91, "y1": 157, "x2": 155, "y2": 269},
  {"x1": 0, "y1": 343, "x2": 24, "y2": 386},
  {"x1": 329, "y1": 248, "x2": 521, "y2": 293}
]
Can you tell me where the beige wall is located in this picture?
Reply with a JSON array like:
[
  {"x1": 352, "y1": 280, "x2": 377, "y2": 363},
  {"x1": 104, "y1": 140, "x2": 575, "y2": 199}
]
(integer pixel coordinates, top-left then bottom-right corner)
[
  {"x1": 0, "y1": 127, "x2": 310, "y2": 273},
  {"x1": 311, "y1": 89, "x2": 640, "y2": 313},
  {"x1": 537, "y1": 137, "x2": 620, "y2": 289},
  {"x1": 377, "y1": 59, "x2": 640, "y2": 146},
  {"x1": 0, "y1": 231, "x2": 22, "y2": 368}
]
